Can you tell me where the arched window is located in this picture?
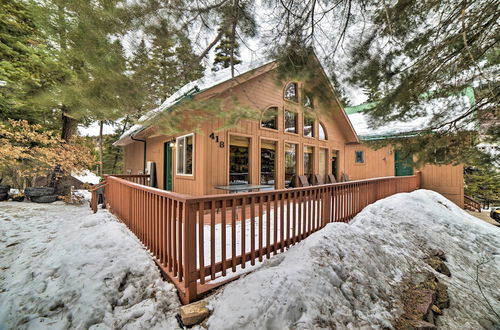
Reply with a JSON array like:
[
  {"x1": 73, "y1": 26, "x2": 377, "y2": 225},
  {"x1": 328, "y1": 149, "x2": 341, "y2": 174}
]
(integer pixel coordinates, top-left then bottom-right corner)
[
  {"x1": 284, "y1": 82, "x2": 298, "y2": 102},
  {"x1": 261, "y1": 107, "x2": 278, "y2": 130},
  {"x1": 319, "y1": 122, "x2": 327, "y2": 140},
  {"x1": 303, "y1": 94, "x2": 313, "y2": 108}
]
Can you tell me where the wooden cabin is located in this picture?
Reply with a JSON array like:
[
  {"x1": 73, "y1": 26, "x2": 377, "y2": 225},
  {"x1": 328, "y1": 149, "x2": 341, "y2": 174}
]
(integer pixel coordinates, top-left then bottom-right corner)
[{"x1": 114, "y1": 57, "x2": 466, "y2": 207}]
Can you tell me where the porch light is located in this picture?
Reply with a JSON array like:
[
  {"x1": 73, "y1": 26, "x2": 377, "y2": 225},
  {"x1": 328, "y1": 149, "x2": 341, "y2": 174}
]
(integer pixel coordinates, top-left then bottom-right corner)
[{"x1": 170, "y1": 141, "x2": 176, "y2": 148}]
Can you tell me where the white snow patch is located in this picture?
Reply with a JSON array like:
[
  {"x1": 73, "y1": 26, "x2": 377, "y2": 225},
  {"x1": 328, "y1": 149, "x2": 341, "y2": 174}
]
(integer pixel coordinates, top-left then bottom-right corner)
[
  {"x1": 205, "y1": 190, "x2": 500, "y2": 329},
  {"x1": 72, "y1": 170, "x2": 101, "y2": 185},
  {"x1": 0, "y1": 202, "x2": 180, "y2": 329}
]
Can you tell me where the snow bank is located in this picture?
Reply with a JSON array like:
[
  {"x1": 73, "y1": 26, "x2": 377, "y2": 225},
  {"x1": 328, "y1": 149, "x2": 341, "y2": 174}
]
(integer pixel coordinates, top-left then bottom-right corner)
[
  {"x1": 0, "y1": 202, "x2": 180, "y2": 329},
  {"x1": 72, "y1": 170, "x2": 101, "y2": 185},
  {"x1": 206, "y1": 190, "x2": 500, "y2": 329}
]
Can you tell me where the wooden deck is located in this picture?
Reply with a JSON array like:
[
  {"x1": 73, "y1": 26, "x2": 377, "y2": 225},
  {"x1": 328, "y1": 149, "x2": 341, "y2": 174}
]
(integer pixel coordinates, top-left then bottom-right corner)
[{"x1": 94, "y1": 173, "x2": 421, "y2": 304}]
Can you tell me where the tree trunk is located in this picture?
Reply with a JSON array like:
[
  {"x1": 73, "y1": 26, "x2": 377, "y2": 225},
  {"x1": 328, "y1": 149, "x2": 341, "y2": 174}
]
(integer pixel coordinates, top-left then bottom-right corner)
[
  {"x1": 99, "y1": 121, "x2": 104, "y2": 177},
  {"x1": 61, "y1": 108, "x2": 77, "y2": 142},
  {"x1": 111, "y1": 116, "x2": 129, "y2": 174}
]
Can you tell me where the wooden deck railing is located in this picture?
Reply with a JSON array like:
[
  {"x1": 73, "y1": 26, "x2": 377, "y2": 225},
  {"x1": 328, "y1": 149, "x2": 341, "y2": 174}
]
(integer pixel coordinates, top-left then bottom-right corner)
[
  {"x1": 464, "y1": 194, "x2": 481, "y2": 212},
  {"x1": 103, "y1": 173, "x2": 421, "y2": 303},
  {"x1": 105, "y1": 174, "x2": 150, "y2": 186}
]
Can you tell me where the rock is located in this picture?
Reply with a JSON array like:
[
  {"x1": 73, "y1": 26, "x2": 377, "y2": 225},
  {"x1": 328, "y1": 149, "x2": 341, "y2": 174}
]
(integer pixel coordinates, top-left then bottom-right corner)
[
  {"x1": 430, "y1": 249, "x2": 447, "y2": 261},
  {"x1": 406, "y1": 320, "x2": 437, "y2": 330},
  {"x1": 436, "y1": 282, "x2": 450, "y2": 309},
  {"x1": 25, "y1": 187, "x2": 55, "y2": 198},
  {"x1": 0, "y1": 184, "x2": 10, "y2": 194},
  {"x1": 0, "y1": 193, "x2": 8, "y2": 201},
  {"x1": 425, "y1": 257, "x2": 451, "y2": 277},
  {"x1": 431, "y1": 305, "x2": 442, "y2": 315},
  {"x1": 414, "y1": 289, "x2": 436, "y2": 321},
  {"x1": 179, "y1": 300, "x2": 209, "y2": 326},
  {"x1": 30, "y1": 195, "x2": 58, "y2": 203},
  {"x1": 10, "y1": 195, "x2": 25, "y2": 202}
]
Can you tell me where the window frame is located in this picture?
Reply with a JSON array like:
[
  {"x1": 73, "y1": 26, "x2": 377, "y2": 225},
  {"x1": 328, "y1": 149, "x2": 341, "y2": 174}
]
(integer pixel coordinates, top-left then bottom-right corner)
[
  {"x1": 283, "y1": 82, "x2": 299, "y2": 103},
  {"x1": 228, "y1": 133, "x2": 253, "y2": 185},
  {"x1": 355, "y1": 150, "x2": 365, "y2": 164},
  {"x1": 303, "y1": 115, "x2": 315, "y2": 139},
  {"x1": 303, "y1": 144, "x2": 315, "y2": 176},
  {"x1": 318, "y1": 122, "x2": 328, "y2": 140},
  {"x1": 284, "y1": 109, "x2": 299, "y2": 135},
  {"x1": 175, "y1": 133, "x2": 195, "y2": 176},
  {"x1": 284, "y1": 141, "x2": 299, "y2": 188},
  {"x1": 259, "y1": 137, "x2": 278, "y2": 188},
  {"x1": 260, "y1": 106, "x2": 279, "y2": 131}
]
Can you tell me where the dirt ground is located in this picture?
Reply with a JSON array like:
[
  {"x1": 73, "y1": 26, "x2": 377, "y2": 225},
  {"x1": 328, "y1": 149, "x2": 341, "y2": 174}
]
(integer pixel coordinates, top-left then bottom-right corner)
[{"x1": 466, "y1": 210, "x2": 500, "y2": 227}]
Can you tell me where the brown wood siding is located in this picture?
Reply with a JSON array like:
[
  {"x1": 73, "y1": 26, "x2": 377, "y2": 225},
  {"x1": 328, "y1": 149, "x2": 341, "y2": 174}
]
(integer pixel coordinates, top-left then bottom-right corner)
[
  {"x1": 344, "y1": 143, "x2": 464, "y2": 207},
  {"x1": 123, "y1": 142, "x2": 145, "y2": 174},
  {"x1": 201, "y1": 70, "x2": 349, "y2": 195},
  {"x1": 420, "y1": 164, "x2": 464, "y2": 208}
]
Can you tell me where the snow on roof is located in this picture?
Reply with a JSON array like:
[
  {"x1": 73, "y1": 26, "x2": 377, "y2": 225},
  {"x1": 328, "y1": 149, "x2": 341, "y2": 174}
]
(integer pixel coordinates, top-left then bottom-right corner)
[
  {"x1": 346, "y1": 88, "x2": 476, "y2": 139},
  {"x1": 118, "y1": 59, "x2": 273, "y2": 141}
]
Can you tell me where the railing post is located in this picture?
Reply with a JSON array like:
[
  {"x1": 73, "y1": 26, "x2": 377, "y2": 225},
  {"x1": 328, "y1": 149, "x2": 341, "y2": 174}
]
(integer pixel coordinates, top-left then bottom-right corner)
[{"x1": 183, "y1": 201, "x2": 198, "y2": 303}]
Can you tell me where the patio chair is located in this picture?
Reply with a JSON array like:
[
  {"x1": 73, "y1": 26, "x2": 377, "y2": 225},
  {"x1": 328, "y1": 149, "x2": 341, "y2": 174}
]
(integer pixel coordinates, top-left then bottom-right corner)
[
  {"x1": 327, "y1": 174, "x2": 337, "y2": 184},
  {"x1": 314, "y1": 174, "x2": 325, "y2": 185},
  {"x1": 298, "y1": 175, "x2": 310, "y2": 187}
]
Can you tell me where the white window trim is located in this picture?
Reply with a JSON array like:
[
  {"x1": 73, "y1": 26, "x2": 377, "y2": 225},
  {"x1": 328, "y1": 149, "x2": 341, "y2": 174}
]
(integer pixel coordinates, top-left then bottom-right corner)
[{"x1": 176, "y1": 133, "x2": 195, "y2": 176}]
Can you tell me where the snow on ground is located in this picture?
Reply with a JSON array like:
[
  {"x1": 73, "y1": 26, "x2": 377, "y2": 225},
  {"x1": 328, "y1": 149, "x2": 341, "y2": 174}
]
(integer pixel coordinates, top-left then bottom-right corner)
[
  {"x1": 0, "y1": 201, "x2": 180, "y2": 330},
  {"x1": 205, "y1": 190, "x2": 500, "y2": 330},
  {"x1": 1, "y1": 190, "x2": 499, "y2": 330}
]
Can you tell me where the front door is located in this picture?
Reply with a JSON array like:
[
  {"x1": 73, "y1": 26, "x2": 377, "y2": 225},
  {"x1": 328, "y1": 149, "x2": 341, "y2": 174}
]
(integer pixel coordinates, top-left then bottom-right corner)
[
  {"x1": 164, "y1": 142, "x2": 173, "y2": 190},
  {"x1": 395, "y1": 150, "x2": 414, "y2": 176}
]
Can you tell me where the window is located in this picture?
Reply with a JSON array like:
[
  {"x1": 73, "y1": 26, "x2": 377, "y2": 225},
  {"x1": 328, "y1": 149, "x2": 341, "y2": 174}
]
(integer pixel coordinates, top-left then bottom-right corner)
[
  {"x1": 261, "y1": 107, "x2": 278, "y2": 130},
  {"x1": 176, "y1": 134, "x2": 194, "y2": 175},
  {"x1": 434, "y1": 148, "x2": 447, "y2": 164},
  {"x1": 304, "y1": 146, "x2": 314, "y2": 176},
  {"x1": 284, "y1": 110, "x2": 298, "y2": 134},
  {"x1": 229, "y1": 136, "x2": 250, "y2": 184},
  {"x1": 260, "y1": 140, "x2": 276, "y2": 186},
  {"x1": 319, "y1": 148, "x2": 328, "y2": 177},
  {"x1": 284, "y1": 143, "x2": 298, "y2": 188},
  {"x1": 355, "y1": 151, "x2": 364, "y2": 164},
  {"x1": 303, "y1": 94, "x2": 313, "y2": 108},
  {"x1": 284, "y1": 82, "x2": 298, "y2": 102},
  {"x1": 319, "y1": 122, "x2": 327, "y2": 140},
  {"x1": 304, "y1": 115, "x2": 314, "y2": 137}
]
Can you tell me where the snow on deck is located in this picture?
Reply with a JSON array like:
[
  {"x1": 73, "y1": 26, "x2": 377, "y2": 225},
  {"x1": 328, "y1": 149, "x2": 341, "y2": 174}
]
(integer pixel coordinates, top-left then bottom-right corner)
[
  {"x1": 206, "y1": 190, "x2": 500, "y2": 329},
  {"x1": 0, "y1": 201, "x2": 180, "y2": 329}
]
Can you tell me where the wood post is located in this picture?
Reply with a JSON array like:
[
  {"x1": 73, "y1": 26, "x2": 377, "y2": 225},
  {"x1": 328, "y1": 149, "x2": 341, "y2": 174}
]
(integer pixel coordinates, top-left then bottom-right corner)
[{"x1": 183, "y1": 201, "x2": 198, "y2": 304}]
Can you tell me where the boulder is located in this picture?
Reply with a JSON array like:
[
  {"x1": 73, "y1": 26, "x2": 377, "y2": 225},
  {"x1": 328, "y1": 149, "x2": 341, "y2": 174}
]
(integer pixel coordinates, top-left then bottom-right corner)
[
  {"x1": 25, "y1": 187, "x2": 55, "y2": 198},
  {"x1": 425, "y1": 257, "x2": 451, "y2": 277},
  {"x1": 0, "y1": 184, "x2": 10, "y2": 194},
  {"x1": 10, "y1": 194, "x2": 25, "y2": 202},
  {"x1": 30, "y1": 195, "x2": 58, "y2": 203},
  {"x1": 179, "y1": 300, "x2": 209, "y2": 326},
  {"x1": 436, "y1": 282, "x2": 450, "y2": 309}
]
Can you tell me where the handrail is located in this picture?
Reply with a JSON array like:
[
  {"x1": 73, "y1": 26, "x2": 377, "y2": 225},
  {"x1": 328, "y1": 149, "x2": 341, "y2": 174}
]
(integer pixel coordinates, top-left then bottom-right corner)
[
  {"x1": 103, "y1": 172, "x2": 421, "y2": 303},
  {"x1": 464, "y1": 194, "x2": 481, "y2": 212}
]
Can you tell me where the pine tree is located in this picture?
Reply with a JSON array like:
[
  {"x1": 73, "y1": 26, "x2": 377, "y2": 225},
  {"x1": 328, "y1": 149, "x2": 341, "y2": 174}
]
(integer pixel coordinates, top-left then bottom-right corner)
[
  {"x1": 33, "y1": 0, "x2": 135, "y2": 141},
  {"x1": 0, "y1": 0, "x2": 58, "y2": 127},
  {"x1": 212, "y1": 31, "x2": 242, "y2": 72}
]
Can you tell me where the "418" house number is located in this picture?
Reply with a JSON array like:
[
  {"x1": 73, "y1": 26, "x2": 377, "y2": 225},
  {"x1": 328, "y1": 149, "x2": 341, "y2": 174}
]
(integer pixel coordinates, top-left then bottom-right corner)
[{"x1": 209, "y1": 132, "x2": 225, "y2": 148}]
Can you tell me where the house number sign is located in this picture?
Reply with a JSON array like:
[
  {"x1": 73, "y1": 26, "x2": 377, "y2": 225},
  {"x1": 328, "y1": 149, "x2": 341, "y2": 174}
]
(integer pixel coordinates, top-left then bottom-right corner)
[{"x1": 209, "y1": 132, "x2": 225, "y2": 148}]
